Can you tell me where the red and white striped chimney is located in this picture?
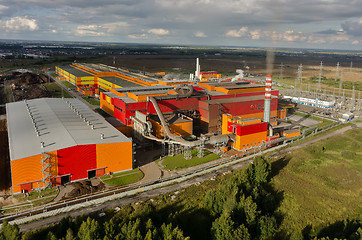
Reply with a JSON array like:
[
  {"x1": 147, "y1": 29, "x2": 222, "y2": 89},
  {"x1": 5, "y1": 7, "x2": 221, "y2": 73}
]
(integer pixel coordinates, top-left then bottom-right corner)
[{"x1": 263, "y1": 75, "x2": 272, "y2": 123}]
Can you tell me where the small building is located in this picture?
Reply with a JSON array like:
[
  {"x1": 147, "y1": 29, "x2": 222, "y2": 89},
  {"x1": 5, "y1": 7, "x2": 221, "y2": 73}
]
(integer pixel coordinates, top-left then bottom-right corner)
[
  {"x1": 222, "y1": 114, "x2": 268, "y2": 151},
  {"x1": 282, "y1": 129, "x2": 300, "y2": 138},
  {"x1": 6, "y1": 98, "x2": 133, "y2": 194}
]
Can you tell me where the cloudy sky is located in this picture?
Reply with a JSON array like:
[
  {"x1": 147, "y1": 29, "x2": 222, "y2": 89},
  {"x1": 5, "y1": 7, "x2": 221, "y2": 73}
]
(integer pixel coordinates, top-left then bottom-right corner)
[{"x1": 0, "y1": 0, "x2": 361, "y2": 50}]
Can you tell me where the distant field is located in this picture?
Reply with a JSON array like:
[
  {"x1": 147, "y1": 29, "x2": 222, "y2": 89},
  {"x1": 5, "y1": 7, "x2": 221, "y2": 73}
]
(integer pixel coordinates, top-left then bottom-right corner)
[{"x1": 271, "y1": 127, "x2": 362, "y2": 236}]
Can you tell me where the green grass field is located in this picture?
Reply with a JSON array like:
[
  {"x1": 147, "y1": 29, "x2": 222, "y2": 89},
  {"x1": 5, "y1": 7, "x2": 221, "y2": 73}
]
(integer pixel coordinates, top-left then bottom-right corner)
[
  {"x1": 82, "y1": 96, "x2": 100, "y2": 106},
  {"x1": 162, "y1": 149, "x2": 220, "y2": 170},
  {"x1": 44, "y1": 82, "x2": 73, "y2": 98},
  {"x1": 100, "y1": 169, "x2": 140, "y2": 180},
  {"x1": 271, "y1": 127, "x2": 362, "y2": 237},
  {"x1": 102, "y1": 169, "x2": 144, "y2": 186},
  {"x1": 50, "y1": 73, "x2": 58, "y2": 78},
  {"x1": 61, "y1": 81, "x2": 76, "y2": 88}
]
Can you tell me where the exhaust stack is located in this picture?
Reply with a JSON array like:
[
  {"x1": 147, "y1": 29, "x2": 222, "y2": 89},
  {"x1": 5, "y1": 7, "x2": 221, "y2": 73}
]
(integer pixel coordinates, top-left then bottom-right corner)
[
  {"x1": 195, "y1": 58, "x2": 201, "y2": 81},
  {"x1": 264, "y1": 75, "x2": 272, "y2": 124}
]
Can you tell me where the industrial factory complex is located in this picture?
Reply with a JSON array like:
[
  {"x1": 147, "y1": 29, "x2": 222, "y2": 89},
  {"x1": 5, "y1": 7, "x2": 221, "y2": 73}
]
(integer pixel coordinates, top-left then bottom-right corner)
[{"x1": 6, "y1": 60, "x2": 303, "y2": 194}]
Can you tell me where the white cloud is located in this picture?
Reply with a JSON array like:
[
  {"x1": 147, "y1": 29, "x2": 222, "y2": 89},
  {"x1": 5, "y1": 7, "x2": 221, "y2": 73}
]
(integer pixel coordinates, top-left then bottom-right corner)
[
  {"x1": 75, "y1": 25, "x2": 104, "y2": 36},
  {"x1": 128, "y1": 33, "x2": 148, "y2": 39},
  {"x1": 0, "y1": 4, "x2": 8, "y2": 12},
  {"x1": 0, "y1": 16, "x2": 38, "y2": 31},
  {"x1": 103, "y1": 22, "x2": 129, "y2": 33},
  {"x1": 194, "y1": 31, "x2": 207, "y2": 38},
  {"x1": 225, "y1": 27, "x2": 248, "y2": 37},
  {"x1": 148, "y1": 28, "x2": 169, "y2": 35},
  {"x1": 250, "y1": 29, "x2": 261, "y2": 39},
  {"x1": 352, "y1": 40, "x2": 359, "y2": 45}
]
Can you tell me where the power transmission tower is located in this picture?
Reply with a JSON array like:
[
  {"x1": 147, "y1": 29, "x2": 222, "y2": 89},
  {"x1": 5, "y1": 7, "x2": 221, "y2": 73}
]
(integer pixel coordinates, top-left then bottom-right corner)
[
  {"x1": 297, "y1": 64, "x2": 303, "y2": 94},
  {"x1": 318, "y1": 61, "x2": 323, "y2": 91},
  {"x1": 339, "y1": 72, "x2": 343, "y2": 97},
  {"x1": 336, "y1": 62, "x2": 339, "y2": 76}
]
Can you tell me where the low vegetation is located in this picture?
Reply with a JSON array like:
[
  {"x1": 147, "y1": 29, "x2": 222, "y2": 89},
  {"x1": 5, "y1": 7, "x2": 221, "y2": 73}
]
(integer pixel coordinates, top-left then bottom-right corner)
[
  {"x1": 1, "y1": 129, "x2": 361, "y2": 239},
  {"x1": 61, "y1": 81, "x2": 76, "y2": 89},
  {"x1": 82, "y1": 96, "x2": 99, "y2": 106},
  {"x1": 271, "y1": 127, "x2": 362, "y2": 238},
  {"x1": 102, "y1": 169, "x2": 144, "y2": 186},
  {"x1": 161, "y1": 149, "x2": 220, "y2": 170},
  {"x1": 44, "y1": 82, "x2": 73, "y2": 98}
]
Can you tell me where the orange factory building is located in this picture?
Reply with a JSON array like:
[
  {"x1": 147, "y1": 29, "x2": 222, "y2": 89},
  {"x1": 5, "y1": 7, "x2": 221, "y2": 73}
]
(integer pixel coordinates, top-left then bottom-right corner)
[
  {"x1": 6, "y1": 98, "x2": 133, "y2": 194},
  {"x1": 55, "y1": 63, "x2": 158, "y2": 93}
]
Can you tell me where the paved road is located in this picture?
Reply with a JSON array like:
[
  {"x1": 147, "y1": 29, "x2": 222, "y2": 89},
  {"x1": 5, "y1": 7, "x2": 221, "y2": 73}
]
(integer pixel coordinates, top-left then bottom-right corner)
[
  {"x1": 137, "y1": 149, "x2": 162, "y2": 183},
  {"x1": 17, "y1": 121, "x2": 362, "y2": 232}
]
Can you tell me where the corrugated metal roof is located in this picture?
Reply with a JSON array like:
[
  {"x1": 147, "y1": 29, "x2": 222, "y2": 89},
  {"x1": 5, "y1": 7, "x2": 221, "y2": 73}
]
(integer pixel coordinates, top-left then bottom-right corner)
[
  {"x1": 58, "y1": 66, "x2": 91, "y2": 77},
  {"x1": 115, "y1": 85, "x2": 173, "y2": 93},
  {"x1": 100, "y1": 76, "x2": 140, "y2": 88},
  {"x1": 202, "y1": 94, "x2": 276, "y2": 104},
  {"x1": 6, "y1": 98, "x2": 131, "y2": 161}
]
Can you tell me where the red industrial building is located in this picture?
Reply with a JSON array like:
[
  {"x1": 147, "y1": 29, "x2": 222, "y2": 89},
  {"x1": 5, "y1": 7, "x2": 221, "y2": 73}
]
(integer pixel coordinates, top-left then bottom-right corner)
[{"x1": 100, "y1": 81, "x2": 284, "y2": 133}]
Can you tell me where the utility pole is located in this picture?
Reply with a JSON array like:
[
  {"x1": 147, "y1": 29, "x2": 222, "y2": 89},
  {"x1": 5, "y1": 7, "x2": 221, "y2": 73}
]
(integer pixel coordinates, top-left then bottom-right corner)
[{"x1": 350, "y1": 61, "x2": 353, "y2": 72}]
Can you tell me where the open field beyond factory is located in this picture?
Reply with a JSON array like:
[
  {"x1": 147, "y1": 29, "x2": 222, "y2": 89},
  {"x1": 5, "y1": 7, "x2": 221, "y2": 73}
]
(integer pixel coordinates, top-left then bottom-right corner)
[{"x1": 271, "y1": 127, "x2": 362, "y2": 237}]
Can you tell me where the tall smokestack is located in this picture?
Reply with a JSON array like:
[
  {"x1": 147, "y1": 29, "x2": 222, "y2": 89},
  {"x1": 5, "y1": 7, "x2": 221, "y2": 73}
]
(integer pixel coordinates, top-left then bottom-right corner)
[
  {"x1": 195, "y1": 58, "x2": 200, "y2": 81},
  {"x1": 264, "y1": 75, "x2": 272, "y2": 124}
]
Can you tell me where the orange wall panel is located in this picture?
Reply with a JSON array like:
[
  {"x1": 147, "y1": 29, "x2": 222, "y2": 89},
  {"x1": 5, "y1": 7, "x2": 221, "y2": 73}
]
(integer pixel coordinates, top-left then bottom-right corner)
[
  {"x1": 96, "y1": 142, "x2": 133, "y2": 174},
  {"x1": 100, "y1": 97, "x2": 114, "y2": 116},
  {"x1": 11, "y1": 154, "x2": 44, "y2": 194},
  {"x1": 116, "y1": 126, "x2": 133, "y2": 137},
  {"x1": 170, "y1": 121, "x2": 193, "y2": 137},
  {"x1": 234, "y1": 131, "x2": 267, "y2": 150}
]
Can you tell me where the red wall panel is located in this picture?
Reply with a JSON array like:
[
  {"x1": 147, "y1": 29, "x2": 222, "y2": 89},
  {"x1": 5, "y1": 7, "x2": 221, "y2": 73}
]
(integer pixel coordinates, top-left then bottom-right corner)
[
  {"x1": 57, "y1": 145, "x2": 96, "y2": 180},
  {"x1": 228, "y1": 122, "x2": 267, "y2": 136},
  {"x1": 111, "y1": 89, "x2": 279, "y2": 126}
]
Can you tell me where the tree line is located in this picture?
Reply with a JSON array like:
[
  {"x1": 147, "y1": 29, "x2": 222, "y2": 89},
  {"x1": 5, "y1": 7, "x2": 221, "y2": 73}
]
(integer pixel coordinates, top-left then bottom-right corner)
[{"x1": 1, "y1": 156, "x2": 361, "y2": 239}]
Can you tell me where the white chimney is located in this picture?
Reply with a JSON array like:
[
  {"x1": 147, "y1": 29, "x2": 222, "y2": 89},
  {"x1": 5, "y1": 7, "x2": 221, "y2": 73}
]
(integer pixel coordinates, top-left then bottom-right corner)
[{"x1": 264, "y1": 75, "x2": 272, "y2": 124}]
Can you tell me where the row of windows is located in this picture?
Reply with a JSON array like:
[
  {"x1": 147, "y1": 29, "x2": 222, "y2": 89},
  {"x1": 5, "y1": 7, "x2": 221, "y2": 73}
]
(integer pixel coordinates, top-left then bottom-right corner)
[{"x1": 243, "y1": 141, "x2": 262, "y2": 147}]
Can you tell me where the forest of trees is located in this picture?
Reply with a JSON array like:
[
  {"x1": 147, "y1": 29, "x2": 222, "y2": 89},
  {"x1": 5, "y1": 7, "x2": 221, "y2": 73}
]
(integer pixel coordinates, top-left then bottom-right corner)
[{"x1": 1, "y1": 156, "x2": 361, "y2": 240}]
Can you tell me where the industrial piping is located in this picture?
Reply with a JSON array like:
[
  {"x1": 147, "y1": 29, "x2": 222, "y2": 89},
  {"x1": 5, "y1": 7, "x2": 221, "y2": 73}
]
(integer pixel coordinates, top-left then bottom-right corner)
[{"x1": 148, "y1": 96, "x2": 231, "y2": 147}]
